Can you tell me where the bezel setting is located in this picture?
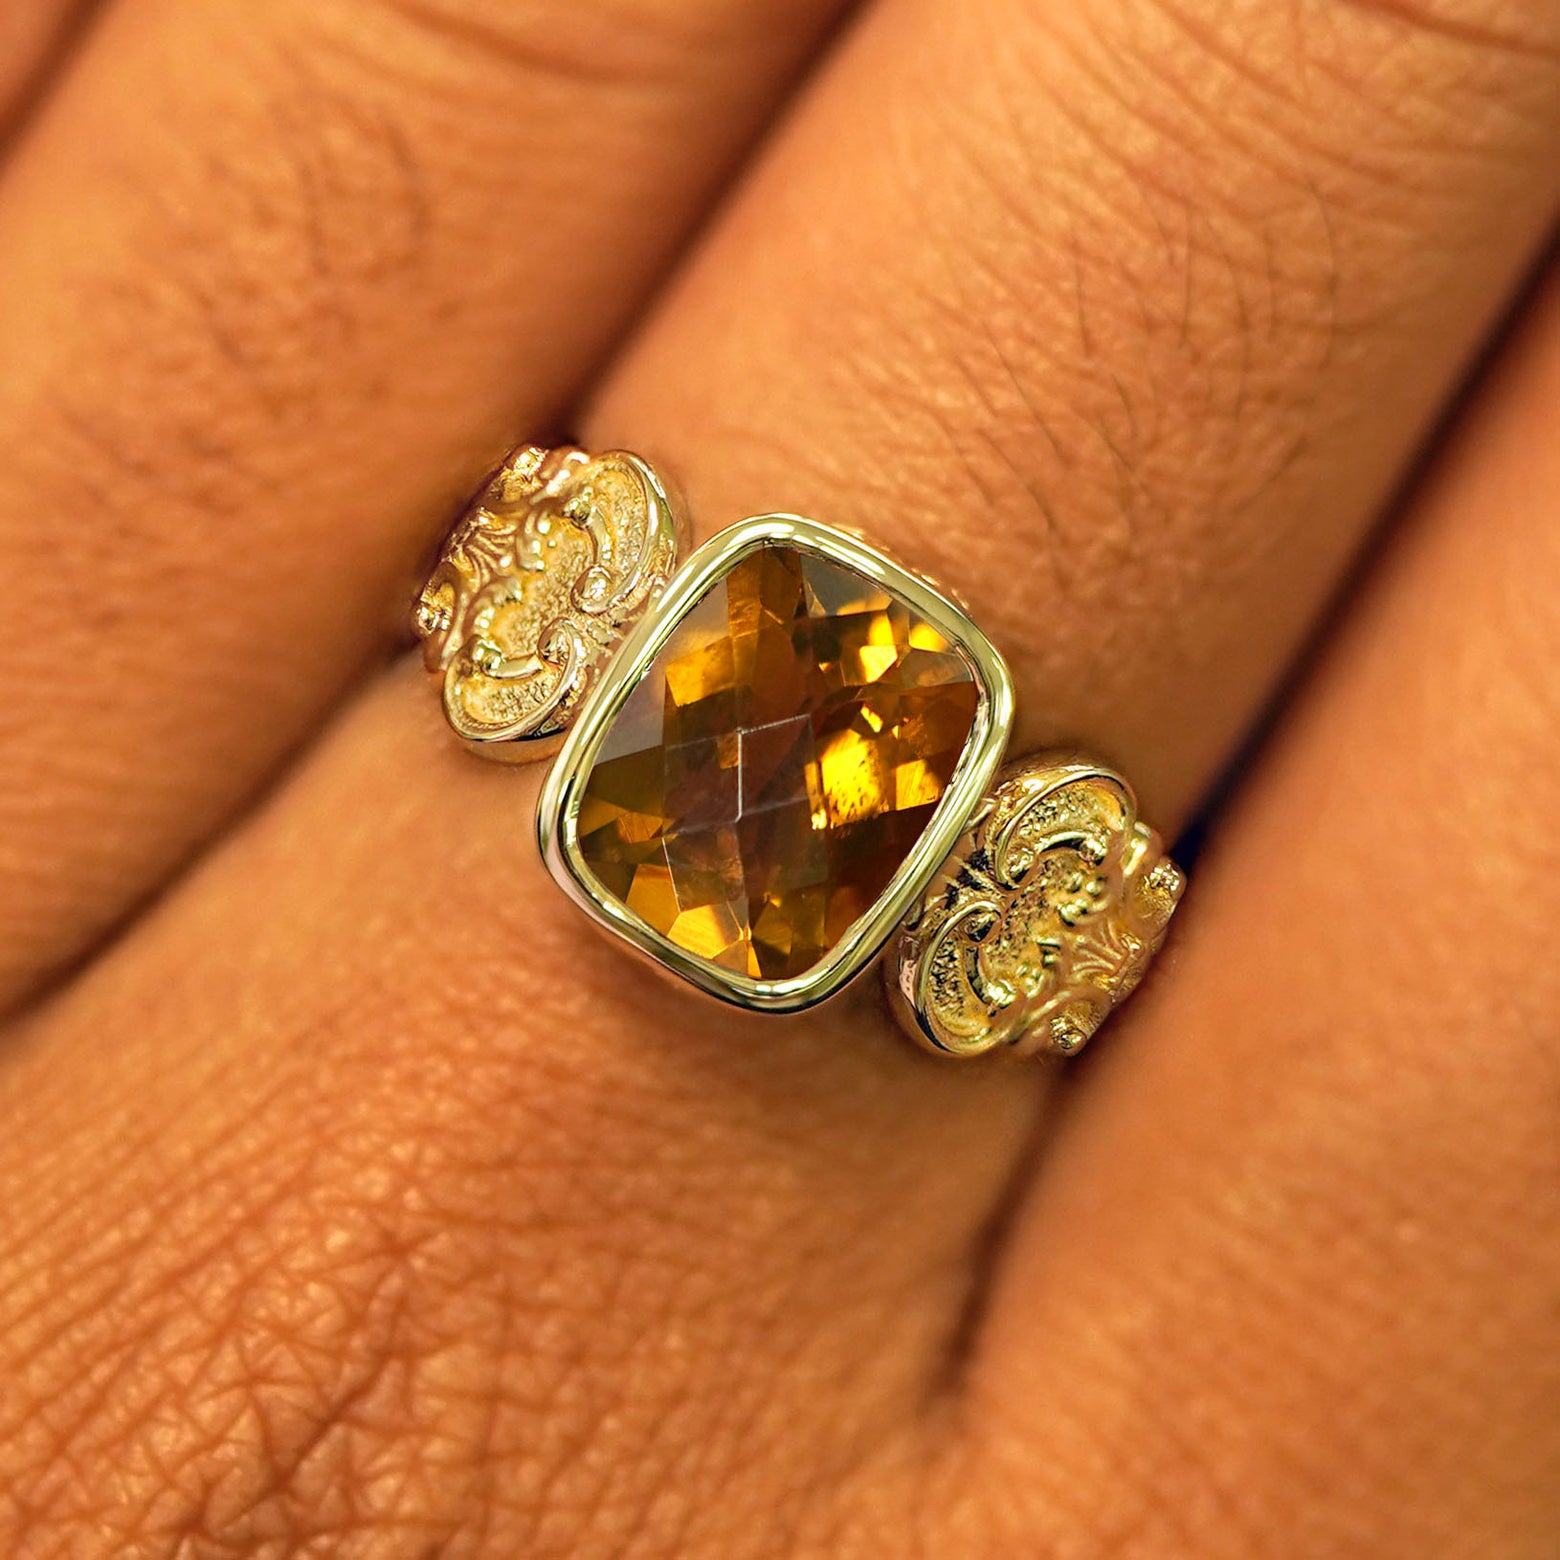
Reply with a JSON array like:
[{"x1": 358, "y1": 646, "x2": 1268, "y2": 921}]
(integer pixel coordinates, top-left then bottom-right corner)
[{"x1": 536, "y1": 514, "x2": 1015, "y2": 1014}]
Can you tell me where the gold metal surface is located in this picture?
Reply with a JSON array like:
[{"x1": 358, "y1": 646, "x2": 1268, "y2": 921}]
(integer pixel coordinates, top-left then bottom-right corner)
[
  {"x1": 415, "y1": 444, "x2": 684, "y2": 759},
  {"x1": 887, "y1": 758, "x2": 1184, "y2": 1057}
]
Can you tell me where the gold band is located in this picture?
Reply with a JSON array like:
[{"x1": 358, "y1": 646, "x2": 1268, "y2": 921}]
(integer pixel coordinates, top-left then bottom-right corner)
[
  {"x1": 413, "y1": 444, "x2": 684, "y2": 758},
  {"x1": 887, "y1": 757, "x2": 1184, "y2": 1058},
  {"x1": 416, "y1": 444, "x2": 1183, "y2": 1058}
]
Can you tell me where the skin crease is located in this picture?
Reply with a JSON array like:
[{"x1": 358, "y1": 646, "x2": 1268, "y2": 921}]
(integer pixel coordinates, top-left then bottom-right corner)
[{"x1": 0, "y1": 0, "x2": 1555, "y2": 1556}]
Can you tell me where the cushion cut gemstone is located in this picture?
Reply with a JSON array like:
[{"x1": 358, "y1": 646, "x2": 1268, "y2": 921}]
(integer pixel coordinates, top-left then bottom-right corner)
[{"x1": 575, "y1": 542, "x2": 979, "y2": 981}]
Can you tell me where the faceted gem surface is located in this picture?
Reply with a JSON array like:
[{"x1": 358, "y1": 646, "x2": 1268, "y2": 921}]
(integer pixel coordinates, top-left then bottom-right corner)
[{"x1": 575, "y1": 542, "x2": 979, "y2": 981}]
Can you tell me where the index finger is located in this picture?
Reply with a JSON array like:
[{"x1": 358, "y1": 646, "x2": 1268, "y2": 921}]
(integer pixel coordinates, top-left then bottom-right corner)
[{"x1": 0, "y1": 0, "x2": 853, "y2": 1015}]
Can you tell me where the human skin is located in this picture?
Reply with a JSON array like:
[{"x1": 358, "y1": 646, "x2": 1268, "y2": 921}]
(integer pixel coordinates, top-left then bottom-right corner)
[{"x1": 0, "y1": 0, "x2": 1556, "y2": 1554}]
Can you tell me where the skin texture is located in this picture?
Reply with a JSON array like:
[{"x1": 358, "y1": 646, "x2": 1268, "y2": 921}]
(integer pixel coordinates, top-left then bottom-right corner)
[{"x1": 0, "y1": 0, "x2": 1556, "y2": 1555}]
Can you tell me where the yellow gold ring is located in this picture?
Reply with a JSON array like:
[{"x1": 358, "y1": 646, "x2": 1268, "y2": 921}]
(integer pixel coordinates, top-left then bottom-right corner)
[{"x1": 416, "y1": 443, "x2": 1184, "y2": 1058}]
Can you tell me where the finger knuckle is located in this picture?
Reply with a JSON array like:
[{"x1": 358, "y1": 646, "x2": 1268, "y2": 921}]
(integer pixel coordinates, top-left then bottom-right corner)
[{"x1": 360, "y1": 0, "x2": 792, "y2": 96}]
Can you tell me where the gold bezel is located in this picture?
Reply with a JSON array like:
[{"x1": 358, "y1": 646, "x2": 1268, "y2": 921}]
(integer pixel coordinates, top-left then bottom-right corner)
[{"x1": 536, "y1": 514, "x2": 1015, "y2": 1013}]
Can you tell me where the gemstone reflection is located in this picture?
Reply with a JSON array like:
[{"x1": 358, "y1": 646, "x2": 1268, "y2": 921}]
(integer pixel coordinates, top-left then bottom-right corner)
[{"x1": 575, "y1": 543, "x2": 979, "y2": 980}]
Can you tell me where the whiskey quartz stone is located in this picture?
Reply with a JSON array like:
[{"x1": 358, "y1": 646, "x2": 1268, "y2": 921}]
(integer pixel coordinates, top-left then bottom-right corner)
[{"x1": 574, "y1": 542, "x2": 980, "y2": 981}]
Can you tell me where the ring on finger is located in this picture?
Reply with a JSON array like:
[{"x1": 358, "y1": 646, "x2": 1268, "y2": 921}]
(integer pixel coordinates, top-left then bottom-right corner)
[{"x1": 414, "y1": 443, "x2": 1184, "y2": 1058}]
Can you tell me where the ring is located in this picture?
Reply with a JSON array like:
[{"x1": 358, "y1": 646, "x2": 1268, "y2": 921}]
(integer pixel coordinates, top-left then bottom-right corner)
[{"x1": 416, "y1": 443, "x2": 1185, "y2": 1058}]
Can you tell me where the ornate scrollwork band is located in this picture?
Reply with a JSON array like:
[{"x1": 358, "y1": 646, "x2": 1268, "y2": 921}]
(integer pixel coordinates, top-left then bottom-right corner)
[
  {"x1": 414, "y1": 444, "x2": 684, "y2": 759},
  {"x1": 887, "y1": 758, "x2": 1184, "y2": 1058}
]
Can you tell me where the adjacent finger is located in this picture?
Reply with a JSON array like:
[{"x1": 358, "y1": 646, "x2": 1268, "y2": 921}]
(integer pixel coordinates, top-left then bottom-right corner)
[
  {"x1": 974, "y1": 261, "x2": 1560, "y2": 1556},
  {"x1": 0, "y1": 0, "x2": 852, "y2": 1014},
  {"x1": 589, "y1": 0, "x2": 1560, "y2": 821}
]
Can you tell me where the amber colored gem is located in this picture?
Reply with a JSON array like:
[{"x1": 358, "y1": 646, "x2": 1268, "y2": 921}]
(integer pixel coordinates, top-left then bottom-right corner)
[{"x1": 575, "y1": 543, "x2": 979, "y2": 981}]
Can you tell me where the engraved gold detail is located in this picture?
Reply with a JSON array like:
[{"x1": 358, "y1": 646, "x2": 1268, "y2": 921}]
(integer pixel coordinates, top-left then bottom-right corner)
[
  {"x1": 415, "y1": 445, "x2": 683, "y2": 759},
  {"x1": 888, "y1": 758, "x2": 1184, "y2": 1058}
]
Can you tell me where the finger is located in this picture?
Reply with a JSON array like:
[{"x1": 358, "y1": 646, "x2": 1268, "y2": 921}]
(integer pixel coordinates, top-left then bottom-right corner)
[
  {"x1": 589, "y1": 0, "x2": 1560, "y2": 819},
  {"x1": 975, "y1": 261, "x2": 1560, "y2": 1555},
  {"x1": 3, "y1": 0, "x2": 1560, "y2": 1550},
  {"x1": 0, "y1": 0, "x2": 92, "y2": 144},
  {"x1": 0, "y1": 0, "x2": 852, "y2": 1014},
  {"x1": 0, "y1": 682, "x2": 1041, "y2": 1551}
]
